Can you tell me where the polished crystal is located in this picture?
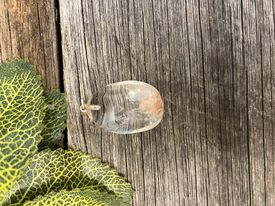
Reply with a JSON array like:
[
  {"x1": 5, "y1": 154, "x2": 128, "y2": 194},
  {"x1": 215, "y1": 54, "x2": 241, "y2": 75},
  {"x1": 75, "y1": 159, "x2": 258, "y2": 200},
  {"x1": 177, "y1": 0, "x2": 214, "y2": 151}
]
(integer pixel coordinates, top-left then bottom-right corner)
[{"x1": 83, "y1": 81, "x2": 164, "y2": 134}]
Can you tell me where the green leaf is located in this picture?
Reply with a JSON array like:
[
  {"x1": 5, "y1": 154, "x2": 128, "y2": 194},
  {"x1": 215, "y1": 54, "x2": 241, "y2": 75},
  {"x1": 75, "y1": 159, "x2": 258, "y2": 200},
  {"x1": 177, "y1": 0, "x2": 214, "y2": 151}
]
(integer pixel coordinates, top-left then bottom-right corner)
[
  {"x1": 0, "y1": 59, "x2": 46, "y2": 202},
  {"x1": 22, "y1": 189, "x2": 128, "y2": 206},
  {"x1": 0, "y1": 59, "x2": 132, "y2": 206},
  {"x1": 39, "y1": 90, "x2": 66, "y2": 150},
  {"x1": 3, "y1": 149, "x2": 133, "y2": 205}
]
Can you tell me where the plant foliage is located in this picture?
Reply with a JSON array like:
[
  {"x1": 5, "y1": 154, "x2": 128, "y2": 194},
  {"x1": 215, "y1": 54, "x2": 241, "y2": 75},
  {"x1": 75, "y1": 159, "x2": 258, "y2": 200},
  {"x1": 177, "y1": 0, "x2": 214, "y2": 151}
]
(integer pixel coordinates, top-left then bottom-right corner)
[
  {"x1": 39, "y1": 90, "x2": 66, "y2": 150},
  {"x1": 0, "y1": 60, "x2": 46, "y2": 202},
  {"x1": 23, "y1": 190, "x2": 127, "y2": 206},
  {"x1": 0, "y1": 60, "x2": 133, "y2": 205}
]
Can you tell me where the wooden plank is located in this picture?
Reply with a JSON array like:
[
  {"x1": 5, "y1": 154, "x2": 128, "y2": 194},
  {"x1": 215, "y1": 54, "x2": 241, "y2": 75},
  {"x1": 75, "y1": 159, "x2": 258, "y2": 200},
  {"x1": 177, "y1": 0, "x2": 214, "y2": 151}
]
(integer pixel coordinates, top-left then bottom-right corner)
[
  {"x1": 184, "y1": 0, "x2": 209, "y2": 205},
  {"x1": 59, "y1": 0, "x2": 275, "y2": 205},
  {"x1": 198, "y1": 1, "x2": 252, "y2": 205},
  {"x1": 262, "y1": 1, "x2": 275, "y2": 205},
  {"x1": 223, "y1": 1, "x2": 251, "y2": 205},
  {"x1": 60, "y1": 1, "x2": 180, "y2": 205},
  {"x1": 0, "y1": 0, "x2": 61, "y2": 89},
  {"x1": 243, "y1": 0, "x2": 275, "y2": 205},
  {"x1": 198, "y1": 0, "x2": 224, "y2": 204}
]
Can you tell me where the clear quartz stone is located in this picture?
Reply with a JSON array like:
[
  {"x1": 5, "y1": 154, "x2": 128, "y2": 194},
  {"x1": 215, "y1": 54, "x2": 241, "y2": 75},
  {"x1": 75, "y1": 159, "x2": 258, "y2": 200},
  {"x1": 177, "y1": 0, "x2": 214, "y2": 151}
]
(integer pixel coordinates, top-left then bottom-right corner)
[{"x1": 88, "y1": 80, "x2": 164, "y2": 134}]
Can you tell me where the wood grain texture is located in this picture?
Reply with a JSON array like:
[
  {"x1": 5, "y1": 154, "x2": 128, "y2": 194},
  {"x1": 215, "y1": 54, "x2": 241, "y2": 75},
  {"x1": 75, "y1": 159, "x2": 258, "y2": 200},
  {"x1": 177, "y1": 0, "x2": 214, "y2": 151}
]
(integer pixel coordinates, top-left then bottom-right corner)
[
  {"x1": 59, "y1": 0, "x2": 275, "y2": 205},
  {"x1": 0, "y1": 0, "x2": 61, "y2": 89}
]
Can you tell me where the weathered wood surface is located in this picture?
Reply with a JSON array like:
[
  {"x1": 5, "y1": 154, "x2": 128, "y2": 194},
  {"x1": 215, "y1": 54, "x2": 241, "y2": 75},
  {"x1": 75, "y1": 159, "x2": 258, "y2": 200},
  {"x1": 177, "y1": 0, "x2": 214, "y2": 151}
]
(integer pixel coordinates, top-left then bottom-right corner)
[
  {"x1": 59, "y1": 0, "x2": 275, "y2": 205},
  {"x1": 0, "y1": 0, "x2": 61, "y2": 89},
  {"x1": 1, "y1": 0, "x2": 275, "y2": 205}
]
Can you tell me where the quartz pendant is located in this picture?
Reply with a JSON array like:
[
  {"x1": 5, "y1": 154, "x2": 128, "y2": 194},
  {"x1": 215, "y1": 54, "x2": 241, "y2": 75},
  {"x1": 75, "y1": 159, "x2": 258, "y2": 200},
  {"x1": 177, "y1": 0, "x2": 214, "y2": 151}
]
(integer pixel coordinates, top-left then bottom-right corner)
[{"x1": 81, "y1": 80, "x2": 164, "y2": 134}]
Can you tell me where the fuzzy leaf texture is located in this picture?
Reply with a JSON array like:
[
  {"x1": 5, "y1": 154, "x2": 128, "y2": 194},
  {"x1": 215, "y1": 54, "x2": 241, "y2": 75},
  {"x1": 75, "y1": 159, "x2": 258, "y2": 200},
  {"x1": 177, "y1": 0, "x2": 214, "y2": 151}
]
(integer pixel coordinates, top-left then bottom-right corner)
[
  {"x1": 22, "y1": 190, "x2": 128, "y2": 206},
  {"x1": 0, "y1": 60, "x2": 46, "y2": 202},
  {"x1": 39, "y1": 90, "x2": 66, "y2": 150},
  {"x1": 3, "y1": 149, "x2": 133, "y2": 205}
]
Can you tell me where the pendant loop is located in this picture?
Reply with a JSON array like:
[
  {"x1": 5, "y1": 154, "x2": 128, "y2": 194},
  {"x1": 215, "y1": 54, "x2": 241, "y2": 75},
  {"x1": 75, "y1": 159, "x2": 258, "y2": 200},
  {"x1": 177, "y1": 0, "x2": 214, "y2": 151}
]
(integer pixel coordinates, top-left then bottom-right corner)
[
  {"x1": 80, "y1": 99, "x2": 101, "y2": 122},
  {"x1": 80, "y1": 102, "x2": 101, "y2": 112}
]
